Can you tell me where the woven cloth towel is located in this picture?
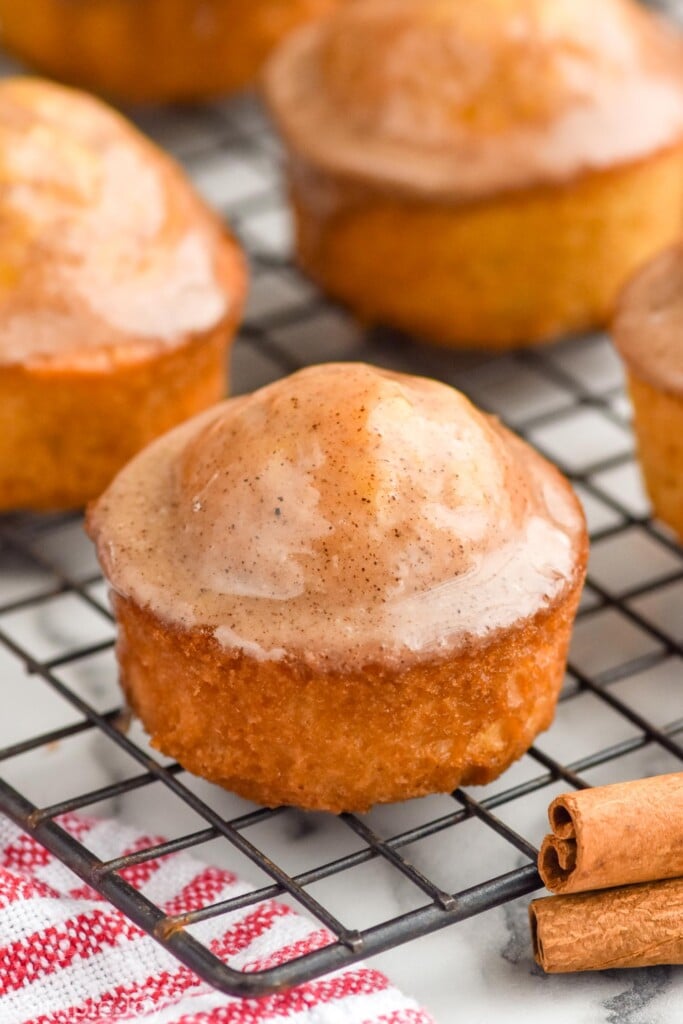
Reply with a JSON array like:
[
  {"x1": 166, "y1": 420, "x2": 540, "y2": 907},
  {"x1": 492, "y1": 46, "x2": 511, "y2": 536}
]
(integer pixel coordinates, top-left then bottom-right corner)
[{"x1": 0, "y1": 812, "x2": 435, "y2": 1024}]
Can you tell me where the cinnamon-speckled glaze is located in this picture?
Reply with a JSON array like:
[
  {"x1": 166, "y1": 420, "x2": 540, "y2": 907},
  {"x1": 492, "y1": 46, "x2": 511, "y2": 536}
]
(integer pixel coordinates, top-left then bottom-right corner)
[
  {"x1": 89, "y1": 363, "x2": 586, "y2": 671},
  {"x1": 265, "y1": 0, "x2": 683, "y2": 201},
  {"x1": 0, "y1": 78, "x2": 240, "y2": 369}
]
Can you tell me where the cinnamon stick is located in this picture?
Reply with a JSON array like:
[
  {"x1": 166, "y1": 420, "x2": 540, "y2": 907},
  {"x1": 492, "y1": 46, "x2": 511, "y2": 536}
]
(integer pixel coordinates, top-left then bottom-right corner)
[
  {"x1": 538, "y1": 772, "x2": 683, "y2": 894},
  {"x1": 530, "y1": 877, "x2": 683, "y2": 972}
]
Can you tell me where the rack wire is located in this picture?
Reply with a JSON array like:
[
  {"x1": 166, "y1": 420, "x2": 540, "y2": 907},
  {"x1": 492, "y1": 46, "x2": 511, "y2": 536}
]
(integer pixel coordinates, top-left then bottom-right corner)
[{"x1": 1, "y1": 28, "x2": 683, "y2": 998}]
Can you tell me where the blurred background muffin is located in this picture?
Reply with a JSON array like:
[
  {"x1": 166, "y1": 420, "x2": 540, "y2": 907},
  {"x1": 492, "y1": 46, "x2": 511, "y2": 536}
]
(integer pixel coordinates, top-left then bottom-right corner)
[
  {"x1": 0, "y1": 0, "x2": 347, "y2": 103},
  {"x1": 0, "y1": 78, "x2": 245, "y2": 512},
  {"x1": 265, "y1": 0, "x2": 683, "y2": 350},
  {"x1": 613, "y1": 243, "x2": 683, "y2": 540}
]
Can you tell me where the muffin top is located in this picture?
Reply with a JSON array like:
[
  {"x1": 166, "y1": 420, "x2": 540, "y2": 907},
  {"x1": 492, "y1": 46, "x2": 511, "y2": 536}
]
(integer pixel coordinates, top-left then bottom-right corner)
[
  {"x1": 88, "y1": 363, "x2": 587, "y2": 670},
  {"x1": 613, "y1": 243, "x2": 683, "y2": 393},
  {"x1": 0, "y1": 78, "x2": 244, "y2": 370},
  {"x1": 265, "y1": 0, "x2": 683, "y2": 200}
]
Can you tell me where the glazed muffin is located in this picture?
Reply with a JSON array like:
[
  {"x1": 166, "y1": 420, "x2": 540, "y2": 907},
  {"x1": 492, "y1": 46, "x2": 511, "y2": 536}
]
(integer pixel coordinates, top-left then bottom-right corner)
[
  {"x1": 0, "y1": 78, "x2": 246, "y2": 513},
  {"x1": 0, "y1": 0, "x2": 347, "y2": 104},
  {"x1": 88, "y1": 363, "x2": 588, "y2": 813},
  {"x1": 613, "y1": 244, "x2": 683, "y2": 541},
  {"x1": 265, "y1": 0, "x2": 683, "y2": 350}
]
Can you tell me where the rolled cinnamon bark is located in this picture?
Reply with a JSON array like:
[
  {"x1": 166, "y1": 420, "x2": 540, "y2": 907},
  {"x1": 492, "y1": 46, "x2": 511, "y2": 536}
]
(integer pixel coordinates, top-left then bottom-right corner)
[
  {"x1": 530, "y1": 877, "x2": 683, "y2": 972},
  {"x1": 538, "y1": 772, "x2": 683, "y2": 894}
]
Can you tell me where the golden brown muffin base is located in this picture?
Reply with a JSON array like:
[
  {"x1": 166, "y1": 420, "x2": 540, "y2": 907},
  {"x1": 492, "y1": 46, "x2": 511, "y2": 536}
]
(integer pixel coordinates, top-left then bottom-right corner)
[
  {"x1": 627, "y1": 371, "x2": 683, "y2": 540},
  {"x1": 0, "y1": 329, "x2": 233, "y2": 513},
  {"x1": 112, "y1": 571, "x2": 585, "y2": 814},
  {"x1": 289, "y1": 146, "x2": 683, "y2": 350},
  {"x1": 0, "y1": 0, "x2": 343, "y2": 103}
]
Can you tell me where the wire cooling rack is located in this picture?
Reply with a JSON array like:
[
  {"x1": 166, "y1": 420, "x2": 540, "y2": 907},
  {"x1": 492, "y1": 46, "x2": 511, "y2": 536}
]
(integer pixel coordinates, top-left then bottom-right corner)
[{"x1": 2, "y1": 30, "x2": 683, "y2": 999}]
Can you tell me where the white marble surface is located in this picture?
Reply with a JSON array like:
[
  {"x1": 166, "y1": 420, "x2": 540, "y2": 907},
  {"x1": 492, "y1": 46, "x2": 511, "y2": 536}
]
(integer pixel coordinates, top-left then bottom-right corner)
[{"x1": 1, "y1": 66, "x2": 683, "y2": 1024}]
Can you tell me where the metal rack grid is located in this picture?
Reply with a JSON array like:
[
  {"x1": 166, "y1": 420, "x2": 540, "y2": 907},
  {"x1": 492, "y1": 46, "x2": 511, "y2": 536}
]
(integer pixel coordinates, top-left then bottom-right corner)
[{"x1": 1, "y1": 50, "x2": 683, "y2": 999}]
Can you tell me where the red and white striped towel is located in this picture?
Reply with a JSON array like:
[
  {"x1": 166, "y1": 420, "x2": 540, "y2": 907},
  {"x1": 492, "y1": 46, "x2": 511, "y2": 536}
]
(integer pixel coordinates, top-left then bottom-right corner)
[{"x1": 0, "y1": 812, "x2": 435, "y2": 1024}]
